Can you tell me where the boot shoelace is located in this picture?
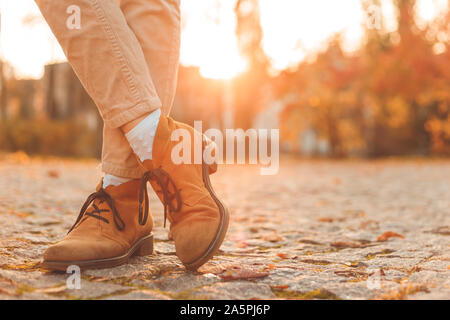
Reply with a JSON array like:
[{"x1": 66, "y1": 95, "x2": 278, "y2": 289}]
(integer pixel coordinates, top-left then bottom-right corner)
[
  {"x1": 139, "y1": 168, "x2": 182, "y2": 228},
  {"x1": 68, "y1": 188, "x2": 143, "y2": 234}
]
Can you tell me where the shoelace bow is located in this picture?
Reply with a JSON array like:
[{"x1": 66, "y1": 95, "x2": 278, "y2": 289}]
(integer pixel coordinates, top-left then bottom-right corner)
[
  {"x1": 68, "y1": 188, "x2": 136, "y2": 234},
  {"x1": 139, "y1": 168, "x2": 182, "y2": 228}
]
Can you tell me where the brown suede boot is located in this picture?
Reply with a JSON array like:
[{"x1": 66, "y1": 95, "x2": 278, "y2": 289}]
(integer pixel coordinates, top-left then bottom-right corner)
[
  {"x1": 42, "y1": 180, "x2": 153, "y2": 271},
  {"x1": 136, "y1": 114, "x2": 229, "y2": 271}
]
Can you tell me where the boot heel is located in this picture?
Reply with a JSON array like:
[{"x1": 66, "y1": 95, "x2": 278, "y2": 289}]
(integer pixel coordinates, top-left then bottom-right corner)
[{"x1": 135, "y1": 235, "x2": 154, "y2": 256}]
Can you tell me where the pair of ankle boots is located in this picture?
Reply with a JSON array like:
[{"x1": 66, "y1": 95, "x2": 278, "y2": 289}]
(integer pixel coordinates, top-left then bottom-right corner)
[{"x1": 42, "y1": 114, "x2": 229, "y2": 271}]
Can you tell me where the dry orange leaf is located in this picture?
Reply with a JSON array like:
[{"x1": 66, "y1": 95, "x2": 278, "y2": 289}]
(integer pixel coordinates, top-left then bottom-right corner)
[
  {"x1": 219, "y1": 267, "x2": 269, "y2": 281},
  {"x1": 360, "y1": 220, "x2": 378, "y2": 229},
  {"x1": 253, "y1": 216, "x2": 268, "y2": 223},
  {"x1": 277, "y1": 252, "x2": 291, "y2": 259},
  {"x1": 234, "y1": 216, "x2": 249, "y2": 222},
  {"x1": 318, "y1": 217, "x2": 334, "y2": 223},
  {"x1": 377, "y1": 231, "x2": 405, "y2": 241},
  {"x1": 262, "y1": 234, "x2": 283, "y2": 242},
  {"x1": 331, "y1": 241, "x2": 361, "y2": 248},
  {"x1": 35, "y1": 284, "x2": 67, "y2": 294},
  {"x1": 237, "y1": 241, "x2": 247, "y2": 248},
  {"x1": 272, "y1": 285, "x2": 289, "y2": 289},
  {"x1": 47, "y1": 170, "x2": 60, "y2": 178}
]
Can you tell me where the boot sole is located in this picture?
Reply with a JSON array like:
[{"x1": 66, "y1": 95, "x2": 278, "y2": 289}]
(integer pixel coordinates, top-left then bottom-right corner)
[
  {"x1": 41, "y1": 234, "x2": 154, "y2": 271},
  {"x1": 183, "y1": 161, "x2": 230, "y2": 271}
]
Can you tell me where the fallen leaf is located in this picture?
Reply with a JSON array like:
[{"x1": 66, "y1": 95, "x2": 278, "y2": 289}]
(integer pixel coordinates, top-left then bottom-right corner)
[
  {"x1": 90, "y1": 276, "x2": 114, "y2": 282},
  {"x1": 198, "y1": 263, "x2": 232, "y2": 275},
  {"x1": 298, "y1": 239, "x2": 322, "y2": 245},
  {"x1": 345, "y1": 261, "x2": 368, "y2": 268},
  {"x1": 262, "y1": 234, "x2": 283, "y2": 243},
  {"x1": 425, "y1": 226, "x2": 450, "y2": 236},
  {"x1": 334, "y1": 270, "x2": 368, "y2": 278},
  {"x1": 237, "y1": 241, "x2": 247, "y2": 248},
  {"x1": 377, "y1": 231, "x2": 405, "y2": 241},
  {"x1": 272, "y1": 285, "x2": 289, "y2": 289},
  {"x1": 360, "y1": 220, "x2": 379, "y2": 229},
  {"x1": 253, "y1": 216, "x2": 268, "y2": 223},
  {"x1": 47, "y1": 170, "x2": 60, "y2": 178},
  {"x1": 318, "y1": 217, "x2": 334, "y2": 223},
  {"x1": 331, "y1": 241, "x2": 362, "y2": 248},
  {"x1": 277, "y1": 252, "x2": 291, "y2": 259},
  {"x1": 300, "y1": 259, "x2": 332, "y2": 265},
  {"x1": 345, "y1": 210, "x2": 366, "y2": 218},
  {"x1": 8, "y1": 210, "x2": 33, "y2": 219},
  {"x1": 219, "y1": 266, "x2": 269, "y2": 281},
  {"x1": 35, "y1": 284, "x2": 67, "y2": 294}
]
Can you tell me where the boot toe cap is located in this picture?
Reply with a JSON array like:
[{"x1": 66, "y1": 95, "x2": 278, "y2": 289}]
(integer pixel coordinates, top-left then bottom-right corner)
[
  {"x1": 173, "y1": 218, "x2": 221, "y2": 265},
  {"x1": 43, "y1": 238, "x2": 124, "y2": 262}
]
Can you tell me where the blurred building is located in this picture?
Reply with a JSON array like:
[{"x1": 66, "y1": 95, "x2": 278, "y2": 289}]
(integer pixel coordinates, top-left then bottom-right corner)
[{"x1": 0, "y1": 62, "x2": 102, "y2": 157}]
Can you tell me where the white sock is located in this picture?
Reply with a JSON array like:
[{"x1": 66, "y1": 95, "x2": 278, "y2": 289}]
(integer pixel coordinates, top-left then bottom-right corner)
[
  {"x1": 125, "y1": 108, "x2": 161, "y2": 162},
  {"x1": 102, "y1": 174, "x2": 132, "y2": 188}
]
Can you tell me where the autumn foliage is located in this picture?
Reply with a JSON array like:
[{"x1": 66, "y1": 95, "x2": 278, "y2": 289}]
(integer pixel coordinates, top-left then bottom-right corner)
[
  {"x1": 275, "y1": 0, "x2": 450, "y2": 156},
  {"x1": 1, "y1": 0, "x2": 449, "y2": 159}
]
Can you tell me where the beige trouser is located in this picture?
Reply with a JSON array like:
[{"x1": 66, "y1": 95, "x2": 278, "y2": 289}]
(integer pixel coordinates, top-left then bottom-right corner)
[{"x1": 35, "y1": 0, "x2": 181, "y2": 178}]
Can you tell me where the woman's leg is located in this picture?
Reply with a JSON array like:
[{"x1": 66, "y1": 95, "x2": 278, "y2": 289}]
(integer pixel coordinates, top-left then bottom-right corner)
[
  {"x1": 36, "y1": 0, "x2": 163, "y2": 179},
  {"x1": 35, "y1": 0, "x2": 160, "y2": 270},
  {"x1": 36, "y1": 0, "x2": 162, "y2": 126},
  {"x1": 38, "y1": 0, "x2": 227, "y2": 271},
  {"x1": 102, "y1": 0, "x2": 181, "y2": 179},
  {"x1": 114, "y1": 1, "x2": 228, "y2": 271},
  {"x1": 119, "y1": 0, "x2": 180, "y2": 115}
]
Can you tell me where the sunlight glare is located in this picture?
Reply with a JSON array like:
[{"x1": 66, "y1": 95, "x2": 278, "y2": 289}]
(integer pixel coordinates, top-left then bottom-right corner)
[
  {"x1": 0, "y1": 0, "x2": 448, "y2": 80},
  {"x1": 180, "y1": 0, "x2": 246, "y2": 79},
  {"x1": 0, "y1": 0, "x2": 66, "y2": 79}
]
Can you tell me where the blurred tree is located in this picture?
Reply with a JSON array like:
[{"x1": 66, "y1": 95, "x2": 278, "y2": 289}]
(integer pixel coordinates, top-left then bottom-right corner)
[
  {"x1": 0, "y1": 12, "x2": 6, "y2": 121},
  {"x1": 278, "y1": 38, "x2": 364, "y2": 157},
  {"x1": 277, "y1": 0, "x2": 450, "y2": 156},
  {"x1": 364, "y1": 0, "x2": 450, "y2": 155},
  {"x1": 0, "y1": 61, "x2": 6, "y2": 121},
  {"x1": 233, "y1": 0, "x2": 269, "y2": 129},
  {"x1": 422, "y1": 0, "x2": 450, "y2": 154},
  {"x1": 234, "y1": 0, "x2": 268, "y2": 71}
]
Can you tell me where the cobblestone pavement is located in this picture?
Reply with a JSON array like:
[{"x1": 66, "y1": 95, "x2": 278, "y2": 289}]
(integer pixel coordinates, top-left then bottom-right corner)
[{"x1": 0, "y1": 153, "x2": 449, "y2": 300}]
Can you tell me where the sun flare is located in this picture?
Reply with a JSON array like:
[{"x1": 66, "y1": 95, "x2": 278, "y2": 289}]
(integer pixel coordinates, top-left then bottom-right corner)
[{"x1": 0, "y1": 0, "x2": 447, "y2": 80}]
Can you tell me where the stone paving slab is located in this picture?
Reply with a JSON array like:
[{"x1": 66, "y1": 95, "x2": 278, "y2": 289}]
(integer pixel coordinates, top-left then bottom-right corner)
[{"x1": 0, "y1": 155, "x2": 449, "y2": 300}]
